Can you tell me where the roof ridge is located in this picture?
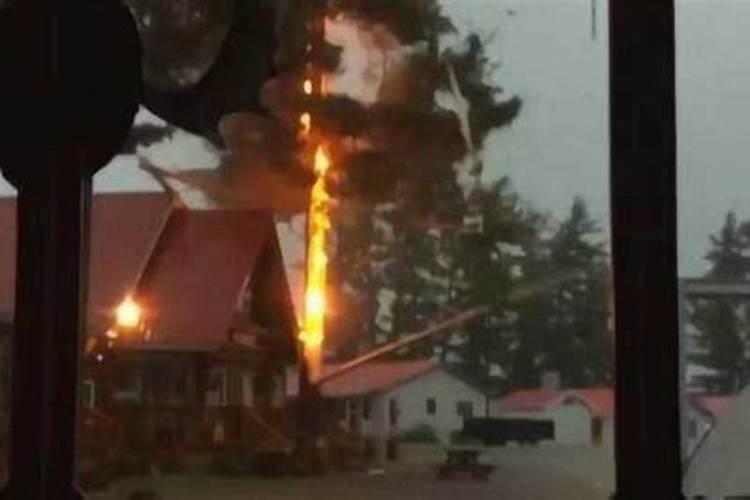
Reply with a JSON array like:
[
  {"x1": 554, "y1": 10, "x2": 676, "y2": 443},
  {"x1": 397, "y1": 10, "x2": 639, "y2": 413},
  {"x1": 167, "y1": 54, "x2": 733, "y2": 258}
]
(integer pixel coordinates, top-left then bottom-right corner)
[{"x1": 131, "y1": 200, "x2": 176, "y2": 294}]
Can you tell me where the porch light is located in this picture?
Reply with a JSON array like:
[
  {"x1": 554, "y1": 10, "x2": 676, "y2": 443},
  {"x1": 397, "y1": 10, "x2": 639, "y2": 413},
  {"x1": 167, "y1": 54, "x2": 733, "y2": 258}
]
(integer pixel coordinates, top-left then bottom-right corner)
[{"x1": 115, "y1": 296, "x2": 142, "y2": 329}]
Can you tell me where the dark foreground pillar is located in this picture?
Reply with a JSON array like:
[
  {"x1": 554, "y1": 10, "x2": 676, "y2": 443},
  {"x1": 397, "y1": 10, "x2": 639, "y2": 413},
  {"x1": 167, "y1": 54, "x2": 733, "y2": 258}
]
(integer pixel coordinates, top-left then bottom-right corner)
[{"x1": 0, "y1": 2, "x2": 142, "y2": 498}]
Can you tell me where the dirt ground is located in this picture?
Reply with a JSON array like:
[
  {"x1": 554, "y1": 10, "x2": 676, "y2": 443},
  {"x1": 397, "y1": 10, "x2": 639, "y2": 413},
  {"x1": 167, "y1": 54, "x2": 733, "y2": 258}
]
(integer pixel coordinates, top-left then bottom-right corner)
[{"x1": 86, "y1": 443, "x2": 615, "y2": 500}]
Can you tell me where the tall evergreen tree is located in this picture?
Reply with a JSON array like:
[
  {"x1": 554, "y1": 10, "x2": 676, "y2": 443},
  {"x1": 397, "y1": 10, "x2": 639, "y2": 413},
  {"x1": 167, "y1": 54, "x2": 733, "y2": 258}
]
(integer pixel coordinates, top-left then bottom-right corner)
[
  {"x1": 706, "y1": 212, "x2": 749, "y2": 280},
  {"x1": 445, "y1": 179, "x2": 542, "y2": 389},
  {"x1": 689, "y1": 211, "x2": 750, "y2": 393},
  {"x1": 513, "y1": 197, "x2": 612, "y2": 388},
  {"x1": 690, "y1": 298, "x2": 747, "y2": 393},
  {"x1": 324, "y1": 2, "x2": 521, "y2": 358},
  {"x1": 507, "y1": 221, "x2": 555, "y2": 388}
]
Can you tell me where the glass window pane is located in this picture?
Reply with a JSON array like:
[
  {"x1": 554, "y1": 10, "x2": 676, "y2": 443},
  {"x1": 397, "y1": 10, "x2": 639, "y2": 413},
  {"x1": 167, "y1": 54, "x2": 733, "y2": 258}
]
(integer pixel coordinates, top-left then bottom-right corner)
[
  {"x1": 679, "y1": 1, "x2": 750, "y2": 497},
  {"x1": 76, "y1": 1, "x2": 614, "y2": 498}
]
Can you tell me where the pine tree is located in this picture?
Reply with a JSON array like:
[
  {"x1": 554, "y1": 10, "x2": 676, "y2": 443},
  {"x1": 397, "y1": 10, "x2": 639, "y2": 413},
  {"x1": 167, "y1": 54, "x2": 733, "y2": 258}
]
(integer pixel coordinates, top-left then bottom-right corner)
[
  {"x1": 706, "y1": 212, "x2": 749, "y2": 280},
  {"x1": 437, "y1": 179, "x2": 542, "y2": 389},
  {"x1": 322, "y1": 1, "x2": 521, "y2": 358},
  {"x1": 517, "y1": 197, "x2": 612, "y2": 388},
  {"x1": 689, "y1": 211, "x2": 750, "y2": 393},
  {"x1": 506, "y1": 217, "x2": 555, "y2": 388},
  {"x1": 690, "y1": 298, "x2": 747, "y2": 393}
]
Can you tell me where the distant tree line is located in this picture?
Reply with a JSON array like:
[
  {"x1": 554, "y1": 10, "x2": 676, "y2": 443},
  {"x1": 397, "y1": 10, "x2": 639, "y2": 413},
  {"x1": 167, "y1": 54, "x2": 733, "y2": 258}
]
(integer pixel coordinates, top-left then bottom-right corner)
[{"x1": 328, "y1": 184, "x2": 614, "y2": 395}]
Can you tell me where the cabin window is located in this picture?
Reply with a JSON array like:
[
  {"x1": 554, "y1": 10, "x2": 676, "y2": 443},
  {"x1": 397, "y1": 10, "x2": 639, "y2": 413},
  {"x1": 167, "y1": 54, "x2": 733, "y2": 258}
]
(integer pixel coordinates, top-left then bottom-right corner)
[
  {"x1": 241, "y1": 370, "x2": 254, "y2": 407},
  {"x1": 363, "y1": 397, "x2": 372, "y2": 420},
  {"x1": 81, "y1": 379, "x2": 96, "y2": 410},
  {"x1": 112, "y1": 367, "x2": 142, "y2": 404},
  {"x1": 335, "y1": 400, "x2": 347, "y2": 421},
  {"x1": 426, "y1": 397, "x2": 436, "y2": 416},
  {"x1": 205, "y1": 366, "x2": 227, "y2": 407},
  {"x1": 456, "y1": 401, "x2": 473, "y2": 419},
  {"x1": 389, "y1": 398, "x2": 399, "y2": 428}
]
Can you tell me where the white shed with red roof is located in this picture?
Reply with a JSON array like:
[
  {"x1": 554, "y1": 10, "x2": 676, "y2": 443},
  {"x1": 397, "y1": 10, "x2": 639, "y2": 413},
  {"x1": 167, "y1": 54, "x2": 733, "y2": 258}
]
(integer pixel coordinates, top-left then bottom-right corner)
[
  {"x1": 317, "y1": 360, "x2": 486, "y2": 444},
  {"x1": 491, "y1": 388, "x2": 614, "y2": 446}
]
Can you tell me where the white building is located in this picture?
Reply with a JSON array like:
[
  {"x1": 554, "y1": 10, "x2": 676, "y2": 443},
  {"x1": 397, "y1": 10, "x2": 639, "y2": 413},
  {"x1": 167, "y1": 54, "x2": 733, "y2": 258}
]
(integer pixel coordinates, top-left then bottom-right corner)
[
  {"x1": 489, "y1": 388, "x2": 614, "y2": 446},
  {"x1": 684, "y1": 390, "x2": 748, "y2": 499},
  {"x1": 683, "y1": 394, "x2": 732, "y2": 460},
  {"x1": 319, "y1": 360, "x2": 486, "y2": 445}
]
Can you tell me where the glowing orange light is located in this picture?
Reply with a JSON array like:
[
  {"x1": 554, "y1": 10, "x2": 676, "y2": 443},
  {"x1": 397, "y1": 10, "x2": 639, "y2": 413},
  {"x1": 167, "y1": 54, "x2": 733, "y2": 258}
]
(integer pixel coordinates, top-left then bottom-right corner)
[
  {"x1": 300, "y1": 19, "x2": 329, "y2": 381},
  {"x1": 115, "y1": 296, "x2": 141, "y2": 329},
  {"x1": 300, "y1": 112, "x2": 312, "y2": 135},
  {"x1": 313, "y1": 145, "x2": 330, "y2": 176},
  {"x1": 300, "y1": 145, "x2": 332, "y2": 377},
  {"x1": 306, "y1": 279, "x2": 327, "y2": 316}
]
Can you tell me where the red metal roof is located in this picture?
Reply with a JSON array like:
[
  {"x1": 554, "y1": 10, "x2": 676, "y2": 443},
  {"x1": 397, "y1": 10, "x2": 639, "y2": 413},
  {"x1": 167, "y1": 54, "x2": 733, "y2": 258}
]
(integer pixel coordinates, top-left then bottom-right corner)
[
  {"x1": 120, "y1": 208, "x2": 282, "y2": 351},
  {"x1": 495, "y1": 387, "x2": 614, "y2": 419},
  {"x1": 689, "y1": 394, "x2": 734, "y2": 420},
  {"x1": 494, "y1": 389, "x2": 561, "y2": 413},
  {"x1": 574, "y1": 388, "x2": 615, "y2": 419},
  {"x1": 0, "y1": 194, "x2": 297, "y2": 354},
  {"x1": 88, "y1": 193, "x2": 172, "y2": 327},
  {"x1": 319, "y1": 360, "x2": 437, "y2": 398},
  {"x1": 0, "y1": 193, "x2": 171, "y2": 324}
]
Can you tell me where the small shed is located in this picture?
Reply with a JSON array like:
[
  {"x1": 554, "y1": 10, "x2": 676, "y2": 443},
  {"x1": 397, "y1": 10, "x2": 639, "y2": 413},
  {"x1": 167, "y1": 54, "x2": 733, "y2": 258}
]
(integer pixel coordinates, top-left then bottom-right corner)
[
  {"x1": 490, "y1": 388, "x2": 614, "y2": 446},
  {"x1": 318, "y1": 360, "x2": 486, "y2": 443}
]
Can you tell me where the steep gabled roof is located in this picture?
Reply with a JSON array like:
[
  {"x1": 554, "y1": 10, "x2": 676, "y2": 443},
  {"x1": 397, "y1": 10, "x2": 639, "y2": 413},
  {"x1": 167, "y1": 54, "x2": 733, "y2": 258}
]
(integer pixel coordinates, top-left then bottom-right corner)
[
  {"x1": 88, "y1": 193, "x2": 172, "y2": 326},
  {"x1": 0, "y1": 193, "x2": 298, "y2": 355},
  {"x1": 0, "y1": 193, "x2": 171, "y2": 325},
  {"x1": 121, "y1": 208, "x2": 294, "y2": 352}
]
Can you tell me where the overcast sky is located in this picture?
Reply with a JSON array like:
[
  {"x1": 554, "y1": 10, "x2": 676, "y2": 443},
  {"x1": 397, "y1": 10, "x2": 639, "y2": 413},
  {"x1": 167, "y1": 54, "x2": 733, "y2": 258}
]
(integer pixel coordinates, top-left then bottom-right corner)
[
  {"x1": 0, "y1": 0, "x2": 746, "y2": 278},
  {"x1": 443, "y1": 0, "x2": 750, "y2": 278}
]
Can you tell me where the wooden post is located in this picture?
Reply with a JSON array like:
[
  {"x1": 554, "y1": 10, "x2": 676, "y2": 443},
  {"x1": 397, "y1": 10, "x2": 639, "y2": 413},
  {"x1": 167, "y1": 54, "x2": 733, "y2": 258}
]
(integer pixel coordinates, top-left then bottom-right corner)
[
  {"x1": 0, "y1": 2, "x2": 142, "y2": 498},
  {"x1": 3, "y1": 167, "x2": 91, "y2": 499},
  {"x1": 610, "y1": 0, "x2": 683, "y2": 497}
]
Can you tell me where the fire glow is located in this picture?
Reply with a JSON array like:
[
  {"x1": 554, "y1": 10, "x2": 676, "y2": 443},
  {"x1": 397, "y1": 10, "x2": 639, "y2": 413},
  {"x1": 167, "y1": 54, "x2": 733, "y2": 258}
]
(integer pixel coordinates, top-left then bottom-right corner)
[
  {"x1": 303, "y1": 79, "x2": 314, "y2": 95},
  {"x1": 298, "y1": 14, "x2": 332, "y2": 381},
  {"x1": 299, "y1": 112, "x2": 312, "y2": 135},
  {"x1": 115, "y1": 296, "x2": 142, "y2": 330},
  {"x1": 300, "y1": 145, "x2": 331, "y2": 374}
]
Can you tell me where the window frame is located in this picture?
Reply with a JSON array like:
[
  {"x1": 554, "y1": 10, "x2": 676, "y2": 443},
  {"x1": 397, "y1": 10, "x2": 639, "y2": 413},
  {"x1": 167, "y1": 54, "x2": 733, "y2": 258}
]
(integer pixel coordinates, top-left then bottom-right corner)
[
  {"x1": 610, "y1": 0, "x2": 682, "y2": 497},
  {"x1": 0, "y1": 0, "x2": 685, "y2": 497}
]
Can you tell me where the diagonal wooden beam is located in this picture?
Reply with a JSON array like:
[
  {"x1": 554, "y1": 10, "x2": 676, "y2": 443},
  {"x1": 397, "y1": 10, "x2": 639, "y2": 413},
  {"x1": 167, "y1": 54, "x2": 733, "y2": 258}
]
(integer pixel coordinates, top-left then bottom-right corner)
[{"x1": 318, "y1": 306, "x2": 488, "y2": 385}]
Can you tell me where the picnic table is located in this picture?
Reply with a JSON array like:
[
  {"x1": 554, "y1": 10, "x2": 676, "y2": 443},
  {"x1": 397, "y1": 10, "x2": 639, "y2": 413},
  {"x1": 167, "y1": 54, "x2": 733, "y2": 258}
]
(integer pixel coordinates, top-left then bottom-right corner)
[{"x1": 435, "y1": 446, "x2": 496, "y2": 481}]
